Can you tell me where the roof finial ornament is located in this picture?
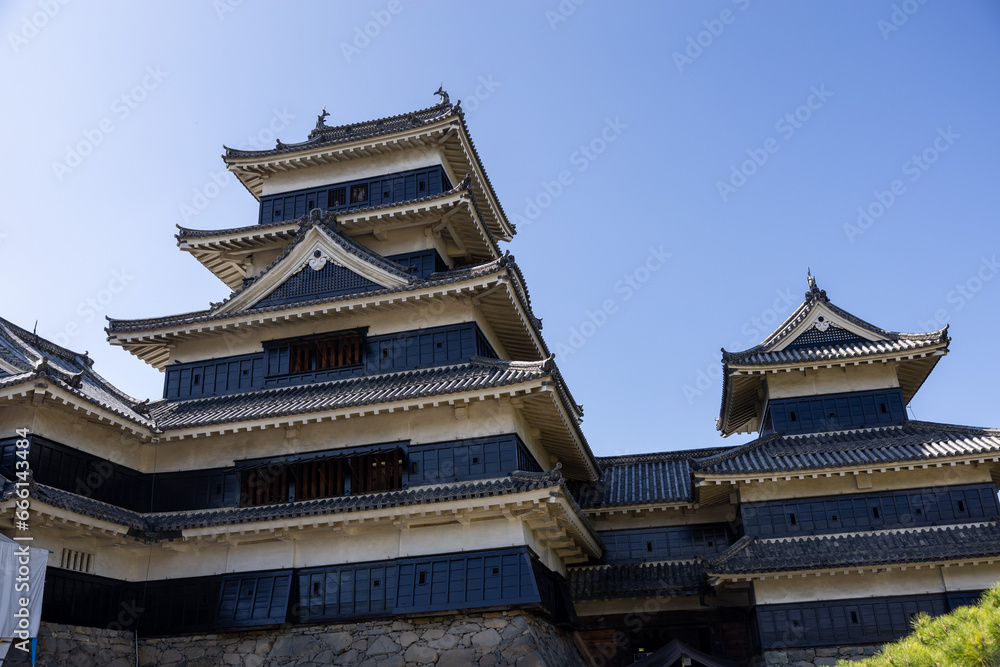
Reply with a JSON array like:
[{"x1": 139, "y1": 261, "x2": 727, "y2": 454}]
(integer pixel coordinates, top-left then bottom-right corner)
[
  {"x1": 315, "y1": 107, "x2": 329, "y2": 130},
  {"x1": 434, "y1": 84, "x2": 450, "y2": 106},
  {"x1": 804, "y1": 268, "x2": 828, "y2": 302}
]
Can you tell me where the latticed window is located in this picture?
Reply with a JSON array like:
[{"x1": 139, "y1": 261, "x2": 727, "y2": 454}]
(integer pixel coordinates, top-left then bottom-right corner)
[{"x1": 285, "y1": 332, "x2": 362, "y2": 374}]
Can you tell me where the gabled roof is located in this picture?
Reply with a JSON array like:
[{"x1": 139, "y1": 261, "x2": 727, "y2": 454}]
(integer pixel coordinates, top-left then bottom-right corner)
[
  {"x1": 212, "y1": 210, "x2": 414, "y2": 314},
  {"x1": 221, "y1": 91, "x2": 514, "y2": 241},
  {"x1": 693, "y1": 421, "x2": 1000, "y2": 477},
  {"x1": 0, "y1": 317, "x2": 154, "y2": 433},
  {"x1": 718, "y1": 274, "x2": 950, "y2": 436},
  {"x1": 176, "y1": 177, "x2": 501, "y2": 289},
  {"x1": 107, "y1": 252, "x2": 549, "y2": 370},
  {"x1": 707, "y1": 522, "x2": 1000, "y2": 577}
]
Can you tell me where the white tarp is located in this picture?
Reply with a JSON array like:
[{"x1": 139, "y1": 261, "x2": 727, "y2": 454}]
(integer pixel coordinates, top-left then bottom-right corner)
[{"x1": 0, "y1": 532, "x2": 47, "y2": 662}]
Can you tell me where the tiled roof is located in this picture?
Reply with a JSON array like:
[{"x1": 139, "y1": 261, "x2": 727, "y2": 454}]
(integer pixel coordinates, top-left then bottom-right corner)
[
  {"x1": 223, "y1": 100, "x2": 459, "y2": 160},
  {"x1": 106, "y1": 253, "x2": 518, "y2": 334},
  {"x1": 723, "y1": 278, "x2": 947, "y2": 363},
  {"x1": 0, "y1": 317, "x2": 153, "y2": 429},
  {"x1": 29, "y1": 474, "x2": 566, "y2": 536},
  {"x1": 722, "y1": 335, "x2": 947, "y2": 366},
  {"x1": 693, "y1": 421, "x2": 1000, "y2": 476},
  {"x1": 175, "y1": 218, "x2": 299, "y2": 241},
  {"x1": 148, "y1": 357, "x2": 557, "y2": 431},
  {"x1": 573, "y1": 448, "x2": 728, "y2": 508},
  {"x1": 717, "y1": 277, "x2": 949, "y2": 437},
  {"x1": 708, "y1": 522, "x2": 1000, "y2": 575},
  {"x1": 568, "y1": 560, "x2": 704, "y2": 599}
]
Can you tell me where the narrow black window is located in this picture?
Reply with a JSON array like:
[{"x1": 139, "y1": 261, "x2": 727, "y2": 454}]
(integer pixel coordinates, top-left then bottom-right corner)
[
  {"x1": 411, "y1": 462, "x2": 419, "y2": 474},
  {"x1": 312, "y1": 582, "x2": 321, "y2": 596},
  {"x1": 958, "y1": 500, "x2": 965, "y2": 512},
  {"x1": 418, "y1": 180, "x2": 426, "y2": 191},
  {"x1": 872, "y1": 507, "x2": 880, "y2": 519},
  {"x1": 418, "y1": 571, "x2": 426, "y2": 585},
  {"x1": 491, "y1": 567, "x2": 499, "y2": 575},
  {"x1": 646, "y1": 541, "x2": 653, "y2": 552},
  {"x1": 193, "y1": 374, "x2": 200, "y2": 385},
  {"x1": 350, "y1": 184, "x2": 368, "y2": 204},
  {"x1": 880, "y1": 402, "x2": 887, "y2": 414},
  {"x1": 307, "y1": 199, "x2": 314, "y2": 209},
  {"x1": 373, "y1": 579, "x2": 380, "y2": 588},
  {"x1": 789, "y1": 513, "x2": 797, "y2": 526},
  {"x1": 328, "y1": 188, "x2": 346, "y2": 208},
  {"x1": 850, "y1": 611, "x2": 859, "y2": 624},
  {"x1": 789, "y1": 411, "x2": 797, "y2": 422}
]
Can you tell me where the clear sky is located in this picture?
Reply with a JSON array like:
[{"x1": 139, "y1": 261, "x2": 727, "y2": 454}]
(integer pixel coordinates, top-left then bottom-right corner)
[{"x1": 2, "y1": 1, "x2": 998, "y2": 457}]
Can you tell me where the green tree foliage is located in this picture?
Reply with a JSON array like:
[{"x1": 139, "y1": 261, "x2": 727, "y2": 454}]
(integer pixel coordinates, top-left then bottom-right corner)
[{"x1": 840, "y1": 584, "x2": 1000, "y2": 667}]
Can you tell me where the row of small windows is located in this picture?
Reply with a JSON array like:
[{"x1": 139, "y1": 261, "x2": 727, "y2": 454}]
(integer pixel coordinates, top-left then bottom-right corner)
[
  {"x1": 741, "y1": 483, "x2": 1000, "y2": 537},
  {"x1": 258, "y1": 166, "x2": 450, "y2": 225},
  {"x1": 164, "y1": 322, "x2": 496, "y2": 400}
]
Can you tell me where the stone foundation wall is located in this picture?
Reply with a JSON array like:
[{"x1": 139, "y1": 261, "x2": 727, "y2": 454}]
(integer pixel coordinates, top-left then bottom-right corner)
[
  {"x1": 28, "y1": 610, "x2": 586, "y2": 667},
  {"x1": 753, "y1": 645, "x2": 883, "y2": 666}
]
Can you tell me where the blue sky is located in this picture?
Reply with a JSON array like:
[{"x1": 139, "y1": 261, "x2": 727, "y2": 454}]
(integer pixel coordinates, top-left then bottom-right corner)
[{"x1": 2, "y1": 1, "x2": 998, "y2": 456}]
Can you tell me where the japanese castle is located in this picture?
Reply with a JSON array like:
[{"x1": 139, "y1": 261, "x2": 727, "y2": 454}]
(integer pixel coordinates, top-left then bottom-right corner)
[{"x1": 2, "y1": 92, "x2": 999, "y2": 667}]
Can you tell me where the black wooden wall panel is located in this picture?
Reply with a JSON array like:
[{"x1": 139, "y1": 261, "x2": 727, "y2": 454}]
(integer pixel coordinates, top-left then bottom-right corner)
[
  {"x1": 258, "y1": 166, "x2": 451, "y2": 224},
  {"x1": 407, "y1": 434, "x2": 540, "y2": 485},
  {"x1": 754, "y1": 593, "x2": 954, "y2": 649},
  {"x1": 598, "y1": 523, "x2": 733, "y2": 563},
  {"x1": 765, "y1": 388, "x2": 907, "y2": 435},
  {"x1": 741, "y1": 483, "x2": 1000, "y2": 537}
]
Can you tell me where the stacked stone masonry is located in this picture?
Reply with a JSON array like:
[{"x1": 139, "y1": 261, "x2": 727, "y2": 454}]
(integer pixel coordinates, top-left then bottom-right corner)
[
  {"x1": 752, "y1": 646, "x2": 884, "y2": 667},
  {"x1": 17, "y1": 611, "x2": 586, "y2": 667}
]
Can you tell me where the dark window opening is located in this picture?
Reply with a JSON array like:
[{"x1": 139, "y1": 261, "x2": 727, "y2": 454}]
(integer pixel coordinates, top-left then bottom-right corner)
[
  {"x1": 916, "y1": 508, "x2": 922, "y2": 515},
  {"x1": 350, "y1": 184, "x2": 368, "y2": 204},
  {"x1": 328, "y1": 188, "x2": 346, "y2": 208},
  {"x1": 418, "y1": 572, "x2": 426, "y2": 585},
  {"x1": 958, "y1": 500, "x2": 965, "y2": 512},
  {"x1": 274, "y1": 209, "x2": 282, "y2": 217},
  {"x1": 881, "y1": 403, "x2": 887, "y2": 413},
  {"x1": 850, "y1": 611, "x2": 859, "y2": 623},
  {"x1": 411, "y1": 462, "x2": 418, "y2": 474},
  {"x1": 792, "y1": 620, "x2": 801, "y2": 627},
  {"x1": 491, "y1": 567, "x2": 499, "y2": 575},
  {"x1": 646, "y1": 542, "x2": 653, "y2": 552},
  {"x1": 383, "y1": 189, "x2": 390, "y2": 198},
  {"x1": 373, "y1": 579, "x2": 380, "y2": 588},
  {"x1": 242, "y1": 369, "x2": 248, "y2": 376},
  {"x1": 193, "y1": 374, "x2": 200, "y2": 385},
  {"x1": 472, "y1": 457, "x2": 479, "y2": 464},
  {"x1": 418, "y1": 180, "x2": 426, "y2": 191},
  {"x1": 790, "y1": 411, "x2": 797, "y2": 422},
  {"x1": 828, "y1": 412, "x2": 836, "y2": 419},
  {"x1": 307, "y1": 199, "x2": 314, "y2": 209},
  {"x1": 831, "y1": 515, "x2": 838, "y2": 521},
  {"x1": 872, "y1": 507, "x2": 880, "y2": 519},
  {"x1": 312, "y1": 582, "x2": 321, "y2": 596},
  {"x1": 789, "y1": 513, "x2": 797, "y2": 525},
  {"x1": 239, "y1": 449, "x2": 403, "y2": 507},
  {"x1": 215, "y1": 483, "x2": 222, "y2": 494},
  {"x1": 286, "y1": 332, "x2": 363, "y2": 375}
]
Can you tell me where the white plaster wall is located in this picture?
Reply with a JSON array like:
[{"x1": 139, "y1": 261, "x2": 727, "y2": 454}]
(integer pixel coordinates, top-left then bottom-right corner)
[
  {"x1": 765, "y1": 363, "x2": 899, "y2": 399},
  {"x1": 941, "y1": 562, "x2": 1000, "y2": 592},
  {"x1": 13, "y1": 527, "x2": 147, "y2": 582},
  {"x1": 260, "y1": 148, "x2": 444, "y2": 197},
  {"x1": 5, "y1": 403, "x2": 151, "y2": 470},
  {"x1": 752, "y1": 568, "x2": 947, "y2": 604},
  {"x1": 736, "y1": 464, "x2": 992, "y2": 503}
]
